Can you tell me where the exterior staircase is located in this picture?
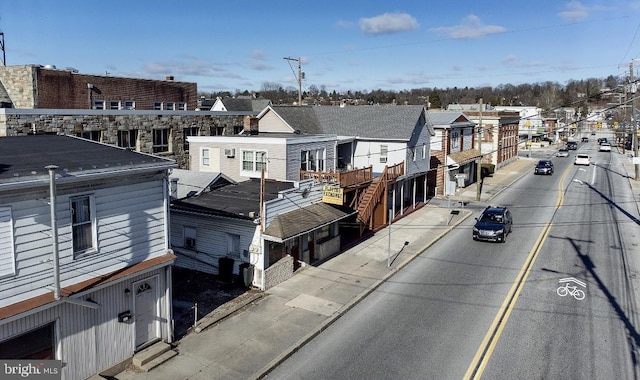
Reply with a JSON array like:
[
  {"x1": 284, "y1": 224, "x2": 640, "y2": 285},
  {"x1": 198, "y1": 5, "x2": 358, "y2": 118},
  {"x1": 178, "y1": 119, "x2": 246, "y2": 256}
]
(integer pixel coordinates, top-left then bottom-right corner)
[{"x1": 131, "y1": 341, "x2": 177, "y2": 372}]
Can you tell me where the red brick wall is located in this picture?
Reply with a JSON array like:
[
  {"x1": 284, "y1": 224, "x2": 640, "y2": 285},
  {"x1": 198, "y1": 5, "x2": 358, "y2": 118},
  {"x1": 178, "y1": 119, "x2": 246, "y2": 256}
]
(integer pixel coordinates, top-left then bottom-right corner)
[{"x1": 35, "y1": 69, "x2": 197, "y2": 110}]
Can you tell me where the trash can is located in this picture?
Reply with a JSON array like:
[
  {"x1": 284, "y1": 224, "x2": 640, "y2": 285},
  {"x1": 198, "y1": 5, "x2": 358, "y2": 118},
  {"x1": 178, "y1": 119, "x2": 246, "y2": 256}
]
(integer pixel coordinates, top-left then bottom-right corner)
[
  {"x1": 239, "y1": 263, "x2": 254, "y2": 288},
  {"x1": 218, "y1": 257, "x2": 234, "y2": 283}
]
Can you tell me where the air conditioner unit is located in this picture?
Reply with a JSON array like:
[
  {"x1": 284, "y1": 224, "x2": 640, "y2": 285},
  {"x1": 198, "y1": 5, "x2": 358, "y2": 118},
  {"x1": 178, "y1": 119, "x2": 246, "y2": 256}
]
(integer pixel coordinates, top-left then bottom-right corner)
[
  {"x1": 224, "y1": 148, "x2": 235, "y2": 158},
  {"x1": 379, "y1": 157, "x2": 387, "y2": 163},
  {"x1": 185, "y1": 237, "x2": 196, "y2": 249}
]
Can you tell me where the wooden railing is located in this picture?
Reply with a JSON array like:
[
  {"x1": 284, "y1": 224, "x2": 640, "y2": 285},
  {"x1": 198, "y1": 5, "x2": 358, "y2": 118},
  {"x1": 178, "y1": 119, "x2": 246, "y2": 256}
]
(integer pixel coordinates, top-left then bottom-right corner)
[
  {"x1": 357, "y1": 167, "x2": 388, "y2": 224},
  {"x1": 300, "y1": 166, "x2": 373, "y2": 187}
]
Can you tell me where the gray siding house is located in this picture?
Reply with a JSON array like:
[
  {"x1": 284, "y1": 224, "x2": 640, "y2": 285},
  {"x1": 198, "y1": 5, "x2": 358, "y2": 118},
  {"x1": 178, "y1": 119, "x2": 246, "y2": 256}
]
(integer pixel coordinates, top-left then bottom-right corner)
[{"x1": 0, "y1": 135, "x2": 176, "y2": 379}]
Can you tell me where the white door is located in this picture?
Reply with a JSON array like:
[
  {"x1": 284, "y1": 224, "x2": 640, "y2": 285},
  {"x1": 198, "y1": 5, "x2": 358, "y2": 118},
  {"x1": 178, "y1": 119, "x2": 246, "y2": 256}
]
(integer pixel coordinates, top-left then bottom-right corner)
[{"x1": 134, "y1": 277, "x2": 160, "y2": 349}]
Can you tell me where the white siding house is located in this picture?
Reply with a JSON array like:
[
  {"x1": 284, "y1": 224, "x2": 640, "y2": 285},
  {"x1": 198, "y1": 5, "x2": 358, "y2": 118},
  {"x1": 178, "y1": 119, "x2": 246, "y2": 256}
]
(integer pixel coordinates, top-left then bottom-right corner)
[{"x1": 0, "y1": 135, "x2": 176, "y2": 379}]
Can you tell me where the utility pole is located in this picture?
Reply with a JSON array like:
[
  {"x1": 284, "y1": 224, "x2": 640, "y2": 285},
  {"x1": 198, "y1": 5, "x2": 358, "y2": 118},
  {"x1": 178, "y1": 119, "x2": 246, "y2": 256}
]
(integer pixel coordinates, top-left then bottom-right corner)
[
  {"x1": 631, "y1": 61, "x2": 640, "y2": 181},
  {"x1": 476, "y1": 98, "x2": 483, "y2": 201},
  {"x1": 284, "y1": 57, "x2": 303, "y2": 105}
]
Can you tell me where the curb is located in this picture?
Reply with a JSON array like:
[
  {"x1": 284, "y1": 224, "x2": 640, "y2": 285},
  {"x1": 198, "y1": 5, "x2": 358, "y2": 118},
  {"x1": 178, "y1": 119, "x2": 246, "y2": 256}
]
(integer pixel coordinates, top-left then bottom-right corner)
[{"x1": 249, "y1": 209, "x2": 473, "y2": 380}]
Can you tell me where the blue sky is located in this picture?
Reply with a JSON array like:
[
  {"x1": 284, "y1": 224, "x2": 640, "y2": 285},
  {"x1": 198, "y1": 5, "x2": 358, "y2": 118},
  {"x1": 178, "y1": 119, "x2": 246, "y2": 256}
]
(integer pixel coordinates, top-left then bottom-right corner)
[{"x1": 2, "y1": 1, "x2": 640, "y2": 94}]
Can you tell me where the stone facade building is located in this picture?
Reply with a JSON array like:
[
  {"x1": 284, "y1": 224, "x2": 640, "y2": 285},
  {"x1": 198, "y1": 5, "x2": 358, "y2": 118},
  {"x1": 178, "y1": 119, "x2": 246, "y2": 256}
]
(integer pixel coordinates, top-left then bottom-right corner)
[{"x1": 0, "y1": 109, "x2": 253, "y2": 169}]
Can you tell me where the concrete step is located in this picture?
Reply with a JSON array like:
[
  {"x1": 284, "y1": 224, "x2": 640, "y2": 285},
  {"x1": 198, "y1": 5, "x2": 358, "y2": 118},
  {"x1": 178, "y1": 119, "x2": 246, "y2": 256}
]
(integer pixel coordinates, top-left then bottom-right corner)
[
  {"x1": 132, "y1": 341, "x2": 172, "y2": 368},
  {"x1": 139, "y1": 349, "x2": 178, "y2": 372}
]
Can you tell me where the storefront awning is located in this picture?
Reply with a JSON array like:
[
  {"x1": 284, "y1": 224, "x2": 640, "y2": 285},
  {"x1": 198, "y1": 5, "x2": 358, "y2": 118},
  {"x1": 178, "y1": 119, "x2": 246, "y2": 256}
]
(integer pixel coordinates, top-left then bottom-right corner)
[
  {"x1": 446, "y1": 148, "x2": 482, "y2": 166},
  {"x1": 262, "y1": 203, "x2": 356, "y2": 243}
]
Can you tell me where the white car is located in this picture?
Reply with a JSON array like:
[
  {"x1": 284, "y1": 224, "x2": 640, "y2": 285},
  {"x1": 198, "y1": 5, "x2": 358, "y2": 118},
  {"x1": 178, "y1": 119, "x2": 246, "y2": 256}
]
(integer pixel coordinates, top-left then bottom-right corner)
[
  {"x1": 556, "y1": 148, "x2": 569, "y2": 157},
  {"x1": 599, "y1": 142, "x2": 611, "y2": 152},
  {"x1": 574, "y1": 153, "x2": 591, "y2": 166}
]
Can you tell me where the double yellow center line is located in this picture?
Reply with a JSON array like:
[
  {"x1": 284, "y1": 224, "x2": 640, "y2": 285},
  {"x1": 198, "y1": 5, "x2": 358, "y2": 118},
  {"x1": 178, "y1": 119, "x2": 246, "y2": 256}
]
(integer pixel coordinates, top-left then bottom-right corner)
[{"x1": 464, "y1": 163, "x2": 571, "y2": 379}]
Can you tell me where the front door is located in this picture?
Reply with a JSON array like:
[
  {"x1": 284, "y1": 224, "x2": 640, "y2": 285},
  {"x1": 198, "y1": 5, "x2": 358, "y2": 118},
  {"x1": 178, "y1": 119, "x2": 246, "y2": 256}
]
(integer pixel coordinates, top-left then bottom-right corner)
[{"x1": 134, "y1": 276, "x2": 160, "y2": 349}]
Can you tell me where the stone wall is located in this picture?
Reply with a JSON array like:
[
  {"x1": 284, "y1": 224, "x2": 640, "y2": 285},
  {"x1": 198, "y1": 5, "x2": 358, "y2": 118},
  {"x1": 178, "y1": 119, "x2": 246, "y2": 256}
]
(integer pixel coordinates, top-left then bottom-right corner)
[
  {"x1": 0, "y1": 65, "x2": 37, "y2": 108},
  {"x1": 263, "y1": 255, "x2": 293, "y2": 290},
  {"x1": 0, "y1": 109, "x2": 249, "y2": 170}
]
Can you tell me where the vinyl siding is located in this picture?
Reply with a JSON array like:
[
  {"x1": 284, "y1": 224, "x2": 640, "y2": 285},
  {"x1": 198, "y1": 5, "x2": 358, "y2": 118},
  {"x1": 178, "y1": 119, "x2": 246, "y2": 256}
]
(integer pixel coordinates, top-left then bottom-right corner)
[
  {"x1": 171, "y1": 212, "x2": 257, "y2": 275},
  {"x1": 0, "y1": 268, "x2": 170, "y2": 380},
  {"x1": 0, "y1": 173, "x2": 168, "y2": 308},
  {"x1": 285, "y1": 141, "x2": 336, "y2": 180}
]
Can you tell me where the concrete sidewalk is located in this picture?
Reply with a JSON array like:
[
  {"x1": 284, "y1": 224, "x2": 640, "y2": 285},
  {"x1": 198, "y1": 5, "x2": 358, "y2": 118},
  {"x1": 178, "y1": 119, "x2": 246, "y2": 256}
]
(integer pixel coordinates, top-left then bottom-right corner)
[{"x1": 112, "y1": 148, "x2": 640, "y2": 380}]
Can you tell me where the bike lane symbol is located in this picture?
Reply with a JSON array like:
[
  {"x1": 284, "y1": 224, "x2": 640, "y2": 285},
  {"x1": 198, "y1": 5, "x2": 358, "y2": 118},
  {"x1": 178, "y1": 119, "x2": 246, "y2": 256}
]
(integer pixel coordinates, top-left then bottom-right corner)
[{"x1": 557, "y1": 277, "x2": 586, "y2": 300}]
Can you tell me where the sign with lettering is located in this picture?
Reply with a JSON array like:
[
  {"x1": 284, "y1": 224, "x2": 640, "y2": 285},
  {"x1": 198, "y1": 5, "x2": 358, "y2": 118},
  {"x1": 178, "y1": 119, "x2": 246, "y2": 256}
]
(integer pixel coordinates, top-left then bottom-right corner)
[{"x1": 322, "y1": 185, "x2": 343, "y2": 205}]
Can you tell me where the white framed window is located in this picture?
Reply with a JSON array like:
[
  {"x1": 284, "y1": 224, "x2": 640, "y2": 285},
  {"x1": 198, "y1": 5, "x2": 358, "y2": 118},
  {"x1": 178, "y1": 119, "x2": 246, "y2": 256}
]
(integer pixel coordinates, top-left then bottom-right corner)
[
  {"x1": 177, "y1": 102, "x2": 187, "y2": 110},
  {"x1": 92, "y1": 100, "x2": 105, "y2": 110},
  {"x1": 71, "y1": 195, "x2": 96, "y2": 256},
  {"x1": 201, "y1": 148, "x2": 210, "y2": 166},
  {"x1": 123, "y1": 101, "x2": 135, "y2": 110},
  {"x1": 117, "y1": 130, "x2": 138, "y2": 149},
  {"x1": 451, "y1": 131, "x2": 460, "y2": 150},
  {"x1": 422, "y1": 143, "x2": 426, "y2": 159},
  {"x1": 184, "y1": 227, "x2": 196, "y2": 250},
  {"x1": 153, "y1": 102, "x2": 162, "y2": 110},
  {"x1": 153, "y1": 128, "x2": 170, "y2": 153},
  {"x1": 380, "y1": 145, "x2": 388, "y2": 163},
  {"x1": 109, "y1": 100, "x2": 120, "y2": 110},
  {"x1": 0, "y1": 207, "x2": 15, "y2": 278},
  {"x1": 164, "y1": 102, "x2": 175, "y2": 111},
  {"x1": 301, "y1": 149, "x2": 325, "y2": 171},
  {"x1": 241, "y1": 150, "x2": 267, "y2": 174}
]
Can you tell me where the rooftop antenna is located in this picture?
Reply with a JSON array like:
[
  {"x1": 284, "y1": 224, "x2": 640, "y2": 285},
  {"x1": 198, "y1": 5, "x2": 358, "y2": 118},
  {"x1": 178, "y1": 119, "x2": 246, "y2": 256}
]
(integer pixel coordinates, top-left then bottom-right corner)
[{"x1": 284, "y1": 57, "x2": 303, "y2": 105}]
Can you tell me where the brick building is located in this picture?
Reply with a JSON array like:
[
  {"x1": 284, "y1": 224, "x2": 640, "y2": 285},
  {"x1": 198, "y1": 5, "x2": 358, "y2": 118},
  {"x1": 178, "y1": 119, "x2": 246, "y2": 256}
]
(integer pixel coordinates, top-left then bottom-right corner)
[{"x1": 0, "y1": 64, "x2": 197, "y2": 110}]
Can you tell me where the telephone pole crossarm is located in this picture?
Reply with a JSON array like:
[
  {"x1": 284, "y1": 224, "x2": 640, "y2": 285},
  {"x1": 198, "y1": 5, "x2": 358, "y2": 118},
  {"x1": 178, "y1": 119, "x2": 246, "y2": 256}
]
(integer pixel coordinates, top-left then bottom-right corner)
[{"x1": 283, "y1": 56, "x2": 302, "y2": 106}]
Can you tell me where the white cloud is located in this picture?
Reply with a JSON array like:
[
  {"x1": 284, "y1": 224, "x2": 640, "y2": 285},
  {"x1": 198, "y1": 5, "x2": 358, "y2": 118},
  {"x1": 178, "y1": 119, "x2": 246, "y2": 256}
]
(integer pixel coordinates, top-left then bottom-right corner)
[
  {"x1": 430, "y1": 15, "x2": 506, "y2": 39},
  {"x1": 558, "y1": 1, "x2": 589, "y2": 21},
  {"x1": 142, "y1": 60, "x2": 237, "y2": 78},
  {"x1": 359, "y1": 12, "x2": 419, "y2": 35}
]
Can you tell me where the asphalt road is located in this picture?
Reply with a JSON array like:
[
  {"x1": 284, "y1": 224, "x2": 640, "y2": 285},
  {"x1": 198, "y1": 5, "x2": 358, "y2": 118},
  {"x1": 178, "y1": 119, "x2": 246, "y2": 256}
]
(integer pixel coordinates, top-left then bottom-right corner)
[{"x1": 266, "y1": 138, "x2": 640, "y2": 380}]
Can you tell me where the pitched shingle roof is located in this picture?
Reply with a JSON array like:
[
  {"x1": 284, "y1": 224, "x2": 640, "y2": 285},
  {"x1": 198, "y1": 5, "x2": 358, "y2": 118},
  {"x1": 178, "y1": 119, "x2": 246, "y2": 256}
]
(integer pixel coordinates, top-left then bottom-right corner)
[
  {"x1": 270, "y1": 105, "x2": 429, "y2": 140},
  {"x1": 219, "y1": 98, "x2": 271, "y2": 112}
]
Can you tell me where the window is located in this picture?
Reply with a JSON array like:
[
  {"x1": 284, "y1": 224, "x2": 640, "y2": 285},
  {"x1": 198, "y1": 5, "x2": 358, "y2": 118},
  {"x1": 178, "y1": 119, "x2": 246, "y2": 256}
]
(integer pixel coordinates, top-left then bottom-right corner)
[
  {"x1": 76, "y1": 130, "x2": 101, "y2": 142},
  {"x1": 242, "y1": 150, "x2": 267, "y2": 173},
  {"x1": 0, "y1": 323, "x2": 55, "y2": 359},
  {"x1": 201, "y1": 148, "x2": 210, "y2": 166},
  {"x1": 153, "y1": 102, "x2": 162, "y2": 110},
  {"x1": 183, "y1": 127, "x2": 199, "y2": 151},
  {"x1": 380, "y1": 145, "x2": 388, "y2": 163},
  {"x1": 451, "y1": 131, "x2": 460, "y2": 149},
  {"x1": 71, "y1": 195, "x2": 95, "y2": 255},
  {"x1": 109, "y1": 100, "x2": 120, "y2": 110},
  {"x1": 164, "y1": 102, "x2": 175, "y2": 111},
  {"x1": 422, "y1": 143, "x2": 427, "y2": 159},
  {"x1": 233, "y1": 126, "x2": 243, "y2": 134},
  {"x1": 228, "y1": 233, "x2": 240, "y2": 256},
  {"x1": 117, "y1": 130, "x2": 138, "y2": 149},
  {"x1": 123, "y1": 101, "x2": 135, "y2": 110},
  {"x1": 211, "y1": 126, "x2": 225, "y2": 136},
  {"x1": 0, "y1": 207, "x2": 15, "y2": 278},
  {"x1": 301, "y1": 149, "x2": 325, "y2": 171},
  {"x1": 177, "y1": 102, "x2": 187, "y2": 110},
  {"x1": 153, "y1": 129, "x2": 170, "y2": 153},
  {"x1": 92, "y1": 100, "x2": 105, "y2": 110},
  {"x1": 184, "y1": 227, "x2": 196, "y2": 250}
]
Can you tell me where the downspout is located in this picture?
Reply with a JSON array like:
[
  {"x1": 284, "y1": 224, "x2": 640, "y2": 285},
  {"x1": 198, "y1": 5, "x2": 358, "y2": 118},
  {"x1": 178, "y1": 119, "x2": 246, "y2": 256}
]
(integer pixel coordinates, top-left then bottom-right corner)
[
  {"x1": 47, "y1": 165, "x2": 100, "y2": 309},
  {"x1": 163, "y1": 173, "x2": 174, "y2": 343},
  {"x1": 46, "y1": 165, "x2": 61, "y2": 301}
]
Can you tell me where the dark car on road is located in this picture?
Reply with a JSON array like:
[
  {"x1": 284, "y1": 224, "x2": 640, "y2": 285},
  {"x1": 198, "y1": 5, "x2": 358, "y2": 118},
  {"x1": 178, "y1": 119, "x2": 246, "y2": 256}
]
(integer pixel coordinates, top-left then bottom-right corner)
[
  {"x1": 567, "y1": 141, "x2": 578, "y2": 150},
  {"x1": 472, "y1": 206, "x2": 513, "y2": 243},
  {"x1": 534, "y1": 159, "x2": 554, "y2": 175},
  {"x1": 581, "y1": 137, "x2": 589, "y2": 142}
]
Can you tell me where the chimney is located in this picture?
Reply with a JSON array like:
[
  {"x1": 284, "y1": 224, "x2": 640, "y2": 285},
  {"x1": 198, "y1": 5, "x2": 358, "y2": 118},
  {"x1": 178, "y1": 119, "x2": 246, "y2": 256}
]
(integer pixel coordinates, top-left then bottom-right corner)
[{"x1": 166, "y1": 75, "x2": 174, "y2": 81}]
